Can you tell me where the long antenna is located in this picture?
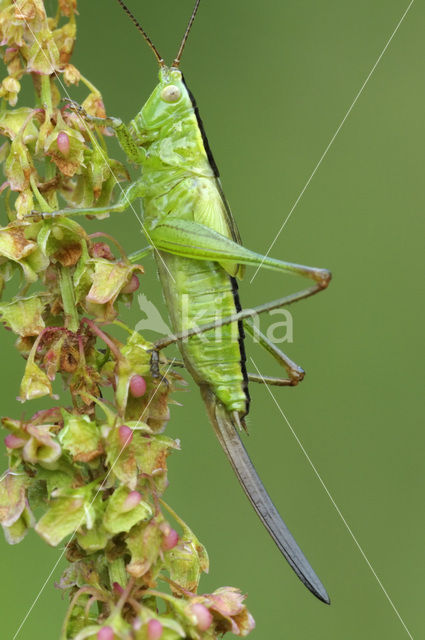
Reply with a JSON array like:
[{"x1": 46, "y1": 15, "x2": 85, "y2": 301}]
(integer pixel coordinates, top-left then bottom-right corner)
[
  {"x1": 172, "y1": 0, "x2": 201, "y2": 68},
  {"x1": 115, "y1": 0, "x2": 164, "y2": 67}
]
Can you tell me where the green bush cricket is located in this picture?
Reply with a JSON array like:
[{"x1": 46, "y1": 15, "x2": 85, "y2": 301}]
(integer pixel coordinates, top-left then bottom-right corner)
[{"x1": 42, "y1": 0, "x2": 332, "y2": 604}]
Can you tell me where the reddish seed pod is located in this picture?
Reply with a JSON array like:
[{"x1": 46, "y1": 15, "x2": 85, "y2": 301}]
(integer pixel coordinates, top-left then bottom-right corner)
[
  {"x1": 147, "y1": 619, "x2": 163, "y2": 640},
  {"x1": 123, "y1": 491, "x2": 142, "y2": 511},
  {"x1": 92, "y1": 242, "x2": 114, "y2": 260},
  {"x1": 129, "y1": 375, "x2": 147, "y2": 398},
  {"x1": 118, "y1": 425, "x2": 133, "y2": 446},
  {"x1": 97, "y1": 626, "x2": 114, "y2": 640},
  {"x1": 191, "y1": 603, "x2": 213, "y2": 631},
  {"x1": 122, "y1": 274, "x2": 140, "y2": 294},
  {"x1": 4, "y1": 434, "x2": 25, "y2": 449},
  {"x1": 162, "y1": 527, "x2": 179, "y2": 550},
  {"x1": 57, "y1": 131, "x2": 70, "y2": 155},
  {"x1": 112, "y1": 582, "x2": 124, "y2": 595}
]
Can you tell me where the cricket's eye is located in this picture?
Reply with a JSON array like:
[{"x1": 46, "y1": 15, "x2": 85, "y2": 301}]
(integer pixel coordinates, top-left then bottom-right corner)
[{"x1": 161, "y1": 85, "x2": 181, "y2": 103}]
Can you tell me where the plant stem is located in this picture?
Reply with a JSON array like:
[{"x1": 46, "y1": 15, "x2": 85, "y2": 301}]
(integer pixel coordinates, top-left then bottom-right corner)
[
  {"x1": 109, "y1": 557, "x2": 127, "y2": 589},
  {"x1": 40, "y1": 74, "x2": 52, "y2": 115},
  {"x1": 59, "y1": 265, "x2": 79, "y2": 332}
]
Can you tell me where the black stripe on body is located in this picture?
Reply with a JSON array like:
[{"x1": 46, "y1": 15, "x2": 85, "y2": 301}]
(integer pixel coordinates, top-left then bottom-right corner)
[
  {"x1": 230, "y1": 276, "x2": 250, "y2": 418},
  {"x1": 183, "y1": 76, "x2": 250, "y2": 417},
  {"x1": 183, "y1": 76, "x2": 242, "y2": 245},
  {"x1": 183, "y1": 76, "x2": 220, "y2": 178}
]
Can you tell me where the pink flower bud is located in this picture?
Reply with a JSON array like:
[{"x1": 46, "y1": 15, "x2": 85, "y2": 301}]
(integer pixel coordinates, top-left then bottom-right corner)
[
  {"x1": 122, "y1": 274, "x2": 140, "y2": 294},
  {"x1": 4, "y1": 434, "x2": 25, "y2": 449},
  {"x1": 118, "y1": 425, "x2": 133, "y2": 447},
  {"x1": 112, "y1": 582, "x2": 124, "y2": 595},
  {"x1": 123, "y1": 491, "x2": 142, "y2": 511},
  {"x1": 162, "y1": 527, "x2": 179, "y2": 550},
  {"x1": 147, "y1": 619, "x2": 163, "y2": 640},
  {"x1": 129, "y1": 375, "x2": 147, "y2": 398},
  {"x1": 57, "y1": 131, "x2": 70, "y2": 155},
  {"x1": 132, "y1": 617, "x2": 142, "y2": 631},
  {"x1": 97, "y1": 626, "x2": 114, "y2": 640},
  {"x1": 92, "y1": 242, "x2": 114, "y2": 260},
  {"x1": 191, "y1": 603, "x2": 213, "y2": 631}
]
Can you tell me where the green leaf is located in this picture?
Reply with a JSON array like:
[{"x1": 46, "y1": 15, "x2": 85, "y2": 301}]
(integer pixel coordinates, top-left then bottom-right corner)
[
  {"x1": 0, "y1": 107, "x2": 39, "y2": 141},
  {"x1": 0, "y1": 471, "x2": 26, "y2": 527},
  {"x1": 103, "y1": 485, "x2": 152, "y2": 535},
  {"x1": 59, "y1": 411, "x2": 102, "y2": 462},
  {"x1": 36, "y1": 468, "x2": 75, "y2": 497},
  {"x1": 3, "y1": 503, "x2": 34, "y2": 544},
  {"x1": 126, "y1": 517, "x2": 163, "y2": 579},
  {"x1": 76, "y1": 522, "x2": 109, "y2": 552},
  {"x1": 18, "y1": 334, "x2": 54, "y2": 402},
  {"x1": 23, "y1": 423, "x2": 62, "y2": 465},
  {"x1": 0, "y1": 294, "x2": 47, "y2": 336},
  {"x1": 0, "y1": 472, "x2": 34, "y2": 544},
  {"x1": 37, "y1": 216, "x2": 86, "y2": 266},
  {"x1": 35, "y1": 485, "x2": 96, "y2": 546}
]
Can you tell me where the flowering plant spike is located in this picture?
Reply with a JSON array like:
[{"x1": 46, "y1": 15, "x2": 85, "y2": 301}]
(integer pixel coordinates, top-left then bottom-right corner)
[{"x1": 0, "y1": 2, "x2": 254, "y2": 638}]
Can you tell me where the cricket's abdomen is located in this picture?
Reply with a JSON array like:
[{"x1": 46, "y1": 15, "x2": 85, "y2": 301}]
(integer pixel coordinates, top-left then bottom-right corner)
[{"x1": 156, "y1": 251, "x2": 249, "y2": 415}]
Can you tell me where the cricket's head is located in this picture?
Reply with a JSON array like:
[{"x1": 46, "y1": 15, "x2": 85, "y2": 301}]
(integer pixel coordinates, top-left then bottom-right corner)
[
  {"x1": 141, "y1": 67, "x2": 192, "y2": 128},
  {"x1": 115, "y1": 0, "x2": 201, "y2": 121}
]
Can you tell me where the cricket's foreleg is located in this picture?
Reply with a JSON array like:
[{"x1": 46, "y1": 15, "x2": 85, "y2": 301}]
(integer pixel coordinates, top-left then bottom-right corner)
[
  {"x1": 103, "y1": 118, "x2": 145, "y2": 164},
  {"x1": 65, "y1": 100, "x2": 145, "y2": 164},
  {"x1": 244, "y1": 320, "x2": 304, "y2": 386},
  {"x1": 149, "y1": 218, "x2": 331, "y2": 287},
  {"x1": 128, "y1": 245, "x2": 154, "y2": 263},
  {"x1": 27, "y1": 179, "x2": 146, "y2": 220}
]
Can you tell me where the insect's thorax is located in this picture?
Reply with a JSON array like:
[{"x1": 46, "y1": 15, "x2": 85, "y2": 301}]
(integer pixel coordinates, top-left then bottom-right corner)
[
  {"x1": 130, "y1": 69, "x2": 212, "y2": 173},
  {"x1": 135, "y1": 110, "x2": 212, "y2": 175},
  {"x1": 128, "y1": 70, "x2": 227, "y2": 233}
]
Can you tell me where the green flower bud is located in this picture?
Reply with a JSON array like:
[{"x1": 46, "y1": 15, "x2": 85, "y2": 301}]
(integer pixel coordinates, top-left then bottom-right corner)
[
  {"x1": 84, "y1": 260, "x2": 143, "y2": 321},
  {"x1": 4, "y1": 135, "x2": 33, "y2": 191},
  {"x1": 62, "y1": 62, "x2": 80, "y2": 85},
  {"x1": 164, "y1": 521, "x2": 209, "y2": 593},
  {"x1": 0, "y1": 5, "x2": 26, "y2": 47},
  {"x1": 0, "y1": 293, "x2": 47, "y2": 336},
  {"x1": 204, "y1": 587, "x2": 256, "y2": 637},
  {"x1": 52, "y1": 18, "x2": 76, "y2": 65},
  {"x1": 15, "y1": 187, "x2": 35, "y2": 218},
  {"x1": 0, "y1": 224, "x2": 48, "y2": 282},
  {"x1": 19, "y1": 334, "x2": 53, "y2": 402},
  {"x1": 23, "y1": 421, "x2": 61, "y2": 466},
  {"x1": 0, "y1": 75, "x2": 20, "y2": 106},
  {"x1": 37, "y1": 215, "x2": 86, "y2": 266}
]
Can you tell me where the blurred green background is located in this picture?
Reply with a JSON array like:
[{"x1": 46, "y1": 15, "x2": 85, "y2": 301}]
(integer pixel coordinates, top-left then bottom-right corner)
[{"x1": 1, "y1": 0, "x2": 424, "y2": 638}]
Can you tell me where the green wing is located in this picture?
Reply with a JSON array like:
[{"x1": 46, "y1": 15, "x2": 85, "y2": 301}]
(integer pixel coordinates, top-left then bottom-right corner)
[{"x1": 214, "y1": 176, "x2": 243, "y2": 245}]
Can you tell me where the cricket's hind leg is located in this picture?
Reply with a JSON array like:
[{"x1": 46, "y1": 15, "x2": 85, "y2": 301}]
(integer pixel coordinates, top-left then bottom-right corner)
[
  {"x1": 244, "y1": 319, "x2": 304, "y2": 386},
  {"x1": 154, "y1": 280, "x2": 327, "y2": 352}
]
